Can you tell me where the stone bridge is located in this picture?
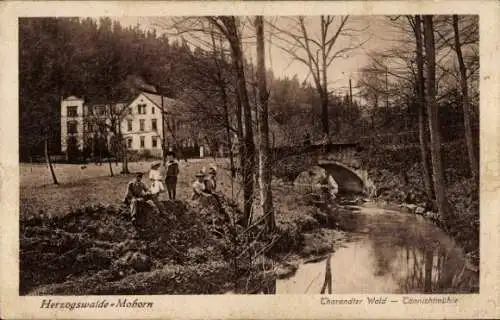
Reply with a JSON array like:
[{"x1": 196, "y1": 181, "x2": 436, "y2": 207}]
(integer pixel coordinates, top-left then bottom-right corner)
[{"x1": 271, "y1": 143, "x2": 373, "y2": 195}]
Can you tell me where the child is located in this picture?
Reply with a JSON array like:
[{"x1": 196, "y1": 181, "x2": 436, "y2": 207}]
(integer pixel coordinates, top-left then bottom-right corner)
[
  {"x1": 204, "y1": 165, "x2": 217, "y2": 193},
  {"x1": 192, "y1": 171, "x2": 209, "y2": 200},
  {"x1": 149, "y1": 161, "x2": 164, "y2": 181},
  {"x1": 148, "y1": 162, "x2": 166, "y2": 212},
  {"x1": 164, "y1": 151, "x2": 180, "y2": 200}
]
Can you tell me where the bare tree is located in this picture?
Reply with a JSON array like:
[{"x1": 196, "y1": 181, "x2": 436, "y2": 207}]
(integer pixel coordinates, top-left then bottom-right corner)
[
  {"x1": 452, "y1": 15, "x2": 479, "y2": 182},
  {"x1": 87, "y1": 103, "x2": 130, "y2": 176},
  {"x1": 423, "y1": 15, "x2": 449, "y2": 220},
  {"x1": 411, "y1": 15, "x2": 434, "y2": 201},
  {"x1": 208, "y1": 17, "x2": 256, "y2": 226},
  {"x1": 160, "y1": 16, "x2": 257, "y2": 224},
  {"x1": 208, "y1": 30, "x2": 238, "y2": 186},
  {"x1": 44, "y1": 137, "x2": 59, "y2": 184},
  {"x1": 255, "y1": 16, "x2": 275, "y2": 233},
  {"x1": 269, "y1": 16, "x2": 367, "y2": 139}
]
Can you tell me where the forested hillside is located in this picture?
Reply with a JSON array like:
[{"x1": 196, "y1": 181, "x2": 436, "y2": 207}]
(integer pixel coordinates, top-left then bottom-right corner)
[{"x1": 19, "y1": 17, "x2": 351, "y2": 159}]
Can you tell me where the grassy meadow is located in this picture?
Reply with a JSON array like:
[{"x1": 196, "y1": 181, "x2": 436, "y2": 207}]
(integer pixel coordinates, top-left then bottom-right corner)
[{"x1": 20, "y1": 158, "x2": 243, "y2": 219}]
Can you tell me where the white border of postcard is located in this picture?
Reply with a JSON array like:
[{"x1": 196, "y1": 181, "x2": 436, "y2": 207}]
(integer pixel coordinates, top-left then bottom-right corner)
[{"x1": 1, "y1": 1, "x2": 499, "y2": 319}]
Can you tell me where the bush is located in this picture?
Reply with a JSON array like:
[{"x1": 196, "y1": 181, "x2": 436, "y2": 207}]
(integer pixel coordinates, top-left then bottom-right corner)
[{"x1": 273, "y1": 154, "x2": 313, "y2": 182}]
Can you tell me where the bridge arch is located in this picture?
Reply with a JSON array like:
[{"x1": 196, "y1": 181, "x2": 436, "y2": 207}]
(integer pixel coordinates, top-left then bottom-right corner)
[
  {"x1": 272, "y1": 142, "x2": 372, "y2": 195},
  {"x1": 317, "y1": 162, "x2": 365, "y2": 194}
]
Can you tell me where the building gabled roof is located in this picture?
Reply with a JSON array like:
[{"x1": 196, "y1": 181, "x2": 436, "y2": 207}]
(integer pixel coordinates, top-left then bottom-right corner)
[
  {"x1": 140, "y1": 92, "x2": 188, "y2": 117},
  {"x1": 63, "y1": 95, "x2": 83, "y2": 101}
]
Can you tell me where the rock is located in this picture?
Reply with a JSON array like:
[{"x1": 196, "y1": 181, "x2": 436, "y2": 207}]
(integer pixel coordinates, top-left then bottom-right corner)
[
  {"x1": 350, "y1": 159, "x2": 361, "y2": 169},
  {"x1": 293, "y1": 166, "x2": 327, "y2": 193},
  {"x1": 425, "y1": 211, "x2": 435, "y2": 219},
  {"x1": 115, "y1": 251, "x2": 152, "y2": 272},
  {"x1": 406, "y1": 204, "x2": 417, "y2": 212},
  {"x1": 415, "y1": 207, "x2": 425, "y2": 215},
  {"x1": 129, "y1": 252, "x2": 152, "y2": 272}
]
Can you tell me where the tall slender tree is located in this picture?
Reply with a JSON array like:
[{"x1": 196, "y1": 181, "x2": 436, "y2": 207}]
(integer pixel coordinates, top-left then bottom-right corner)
[
  {"x1": 255, "y1": 16, "x2": 275, "y2": 232},
  {"x1": 452, "y1": 15, "x2": 479, "y2": 182},
  {"x1": 270, "y1": 16, "x2": 367, "y2": 139},
  {"x1": 208, "y1": 16, "x2": 256, "y2": 226},
  {"x1": 412, "y1": 15, "x2": 434, "y2": 201},
  {"x1": 423, "y1": 15, "x2": 449, "y2": 220}
]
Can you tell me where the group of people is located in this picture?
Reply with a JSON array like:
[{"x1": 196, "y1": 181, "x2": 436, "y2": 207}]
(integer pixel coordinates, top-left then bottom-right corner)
[{"x1": 123, "y1": 150, "x2": 218, "y2": 221}]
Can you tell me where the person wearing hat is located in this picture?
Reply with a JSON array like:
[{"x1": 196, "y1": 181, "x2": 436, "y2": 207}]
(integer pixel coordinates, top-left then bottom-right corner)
[
  {"x1": 204, "y1": 165, "x2": 217, "y2": 193},
  {"x1": 192, "y1": 170, "x2": 210, "y2": 200},
  {"x1": 164, "y1": 151, "x2": 180, "y2": 200},
  {"x1": 148, "y1": 162, "x2": 166, "y2": 212},
  {"x1": 123, "y1": 173, "x2": 149, "y2": 221}
]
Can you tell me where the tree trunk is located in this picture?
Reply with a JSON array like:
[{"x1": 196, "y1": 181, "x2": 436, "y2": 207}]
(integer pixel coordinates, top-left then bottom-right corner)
[
  {"x1": 108, "y1": 156, "x2": 114, "y2": 177},
  {"x1": 227, "y1": 17, "x2": 255, "y2": 226},
  {"x1": 318, "y1": 90, "x2": 330, "y2": 140},
  {"x1": 453, "y1": 15, "x2": 479, "y2": 182},
  {"x1": 414, "y1": 15, "x2": 434, "y2": 201},
  {"x1": 45, "y1": 138, "x2": 59, "y2": 185},
  {"x1": 213, "y1": 35, "x2": 237, "y2": 181},
  {"x1": 235, "y1": 84, "x2": 245, "y2": 166},
  {"x1": 423, "y1": 15, "x2": 449, "y2": 220},
  {"x1": 320, "y1": 16, "x2": 330, "y2": 139},
  {"x1": 118, "y1": 125, "x2": 129, "y2": 174},
  {"x1": 122, "y1": 150, "x2": 129, "y2": 174},
  {"x1": 255, "y1": 16, "x2": 275, "y2": 233},
  {"x1": 221, "y1": 75, "x2": 236, "y2": 181}
]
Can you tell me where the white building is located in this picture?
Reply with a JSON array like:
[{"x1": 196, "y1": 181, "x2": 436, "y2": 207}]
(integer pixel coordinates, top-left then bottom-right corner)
[
  {"x1": 60, "y1": 91, "x2": 188, "y2": 159},
  {"x1": 60, "y1": 95, "x2": 85, "y2": 153}
]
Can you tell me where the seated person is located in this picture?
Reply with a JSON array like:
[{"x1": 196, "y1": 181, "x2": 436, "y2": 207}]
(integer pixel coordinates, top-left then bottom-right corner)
[
  {"x1": 124, "y1": 173, "x2": 149, "y2": 221},
  {"x1": 148, "y1": 163, "x2": 166, "y2": 213},
  {"x1": 205, "y1": 165, "x2": 217, "y2": 192},
  {"x1": 192, "y1": 171, "x2": 211, "y2": 200}
]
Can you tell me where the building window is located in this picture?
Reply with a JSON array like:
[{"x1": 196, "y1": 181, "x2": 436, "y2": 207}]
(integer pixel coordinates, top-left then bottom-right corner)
[
  {"x1": 152, "y1": 107, "x2": 155, "y2": 114},
  {"x1": 95, "y1": 105, "x2": 105, "y2": 116},
  {"x1": 151, "y1": 119, "x2": 157, "y2": 131},
  {"x1": 67, "y1": 106, "x2": 78, "y2": 117},
  {"x1": 128, "y1": 107, "x2": 132, "y2": 115},
  {"x1": 152, "y1": 136, "x2": 157, "y2": 148},
  {"x1": 139, "y1": 119, "x2": 145, "y2": 131},
  {"x1": 127, "y1": 137, "x2": 133, "y2": 149},
  {"x1": 87, "y1": 105, "x2": 93, "y2": 115},
  {"x1": 127, "y1": 120, "x2": 133, "y2": 132},
  {"x1": 138, "y1": 104, "x2": 147, "y2": 115},
  {"x1": 140, "y1": 136, "x2": 145, "y2": 148},
  {"x1": 67, "y1": 121, "x2": 78, "y2": 134}
]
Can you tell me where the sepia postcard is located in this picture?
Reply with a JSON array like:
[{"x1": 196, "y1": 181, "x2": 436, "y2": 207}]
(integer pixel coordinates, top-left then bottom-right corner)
[{"x1": 1, "y1": 0, "x2": 499, "y2": 319}]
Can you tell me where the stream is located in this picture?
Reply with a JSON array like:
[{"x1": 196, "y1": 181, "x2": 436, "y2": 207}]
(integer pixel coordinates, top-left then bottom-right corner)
[{"x1": 276, "y1": 203, "x2": 479, "y2": 294}]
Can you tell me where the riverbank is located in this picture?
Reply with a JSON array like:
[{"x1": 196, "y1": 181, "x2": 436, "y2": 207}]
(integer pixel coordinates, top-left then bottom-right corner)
[
  {"x1": 20, "y1": 176, "x2": 347, "y2": 295},
  {"x1": 276, "y1": 202, "x2": 479, "y2": 294},
  {"x1": 361, "y1": 144, "x2": 479, "y2": 269},
  {"x1": 271, "y1": 142, "x2": 479, "y2": 271}
]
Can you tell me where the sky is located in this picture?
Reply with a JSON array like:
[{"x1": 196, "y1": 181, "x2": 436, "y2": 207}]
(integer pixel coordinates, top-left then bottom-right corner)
[{"x1": 116, "y1": 16, "x2": 397, "y2": 100}]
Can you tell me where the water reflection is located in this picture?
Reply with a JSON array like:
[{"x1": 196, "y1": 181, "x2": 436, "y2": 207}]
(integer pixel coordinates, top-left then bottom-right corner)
[{"x1": 276, "y1": 205, "x2": 478, "y2": 294}]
